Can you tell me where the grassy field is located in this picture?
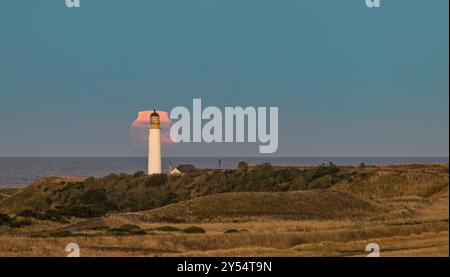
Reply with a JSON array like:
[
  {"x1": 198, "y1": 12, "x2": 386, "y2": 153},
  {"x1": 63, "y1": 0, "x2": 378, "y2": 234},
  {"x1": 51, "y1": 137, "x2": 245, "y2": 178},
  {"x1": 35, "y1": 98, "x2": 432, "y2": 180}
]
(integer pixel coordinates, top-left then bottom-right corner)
[{"x1": 0, "y1": 164, "x2": 448, "y2": 257}]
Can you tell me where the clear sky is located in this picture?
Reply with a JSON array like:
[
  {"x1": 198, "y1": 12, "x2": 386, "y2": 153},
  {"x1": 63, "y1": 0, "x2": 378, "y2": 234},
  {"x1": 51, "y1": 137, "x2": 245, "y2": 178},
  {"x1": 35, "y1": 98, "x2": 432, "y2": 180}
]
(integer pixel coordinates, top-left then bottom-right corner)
[{"x1": 0, "y1": 0, "x2": 448, "y2": 157}]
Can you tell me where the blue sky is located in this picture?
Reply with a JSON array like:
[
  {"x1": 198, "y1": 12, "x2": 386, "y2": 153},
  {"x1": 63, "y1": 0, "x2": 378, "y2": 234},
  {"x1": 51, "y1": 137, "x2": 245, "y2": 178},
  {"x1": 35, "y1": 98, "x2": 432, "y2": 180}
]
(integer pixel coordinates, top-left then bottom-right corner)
[{"x1": 0, "y1": 0, "x2": 448, "y2": 157}]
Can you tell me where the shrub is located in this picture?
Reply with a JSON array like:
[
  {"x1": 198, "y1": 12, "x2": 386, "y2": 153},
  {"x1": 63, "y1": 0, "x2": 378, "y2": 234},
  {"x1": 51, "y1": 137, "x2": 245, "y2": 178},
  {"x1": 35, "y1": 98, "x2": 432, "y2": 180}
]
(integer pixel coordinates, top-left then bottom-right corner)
[
  {"x1": 57, "y1": 205, "x2": 107, "y2": 218},
  {"x1": 17, "y1": 210, "x2": 68, "y2": 223},
  {"x1": 9, "y1": 218, "x2": 32, "y2": 228},
  {"x1": 79, "y1": 189, "x2": 108, "y2": 206},
  {"x1": 0, "y1": 213, "x2": 12, "y2": 225},
  {"x1": 133, "y1": 171, "x2": 146, "y2": 178},
  {"x1": 84, "y1": 225, "x2": 110, "y2": 231},
  {"x1": 108, "y1": 224, "x2": 146, "y2": 236},
  {"x1": 49, "y1": 230, "x2": 74, "y2": 237},
  {"x1": 156, "y1": 226, "x2": 181, "y2": 232},
  {"x1": 45, "y1": 210, "x2": 70, "y2": 223},
  {"x1": 182, "y1": 226, "x2": 206, "y2": 234},
  {"x1": 311, "y1": 163, "x2": 340, "y2": 179},
  {"x1": 156, "y1": 192, "x2": 178, "y2": 207},
  {"x1": 145, "y1": 174, "x2": 167, "y2": 187},
  {"x1": 0, "y1": 213, "x2": 32, "y2": 228},
  {"x1": 224, "y1": 229, "x2": 240, "y2": 234}
]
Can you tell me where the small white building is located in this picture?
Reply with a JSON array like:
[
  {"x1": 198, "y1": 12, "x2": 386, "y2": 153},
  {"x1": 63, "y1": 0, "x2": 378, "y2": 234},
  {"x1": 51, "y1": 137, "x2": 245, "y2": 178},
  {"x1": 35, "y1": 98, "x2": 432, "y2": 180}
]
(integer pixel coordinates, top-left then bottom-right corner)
[
  {"x1": 168, "y1": 164, "x2": 196, "y2": 176},
  {"x1": 168, "y1": 167, "x2": 183, "y2": 176}
]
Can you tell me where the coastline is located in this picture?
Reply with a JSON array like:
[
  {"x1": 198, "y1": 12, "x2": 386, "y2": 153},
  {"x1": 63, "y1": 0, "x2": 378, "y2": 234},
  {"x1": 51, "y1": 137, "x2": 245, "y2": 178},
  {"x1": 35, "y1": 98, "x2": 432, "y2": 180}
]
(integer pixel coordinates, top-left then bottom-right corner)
[
  {"x1": 0, "y1": 157, "x2": 448, "y2": 188},
  {"x1": 0, "y1": 163, "x2": 448, "y2": 257}
]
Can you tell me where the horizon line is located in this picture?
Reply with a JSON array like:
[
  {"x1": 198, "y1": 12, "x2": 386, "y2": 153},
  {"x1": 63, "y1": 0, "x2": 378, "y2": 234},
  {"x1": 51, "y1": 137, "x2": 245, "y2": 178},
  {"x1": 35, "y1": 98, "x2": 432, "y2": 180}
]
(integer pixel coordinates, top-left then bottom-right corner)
[{"x1": 0, "y1": 155, "x2": 448, "y2": 159}]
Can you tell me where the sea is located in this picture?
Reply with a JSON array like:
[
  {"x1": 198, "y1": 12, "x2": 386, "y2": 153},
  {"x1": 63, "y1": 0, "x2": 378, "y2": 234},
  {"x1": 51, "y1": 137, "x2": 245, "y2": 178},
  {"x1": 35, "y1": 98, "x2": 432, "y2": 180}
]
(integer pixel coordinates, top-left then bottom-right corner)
[{"x1": 0, "y1": 157, "x2": 448, "y2": 187}]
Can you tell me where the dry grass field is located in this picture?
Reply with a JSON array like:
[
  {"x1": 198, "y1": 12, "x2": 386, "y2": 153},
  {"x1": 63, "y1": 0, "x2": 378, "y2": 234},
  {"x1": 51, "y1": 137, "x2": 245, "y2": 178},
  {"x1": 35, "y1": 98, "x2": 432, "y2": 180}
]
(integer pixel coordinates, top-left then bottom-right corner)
[{"x1": 0, "y1": 164, "x2": 448, "y2": 257}]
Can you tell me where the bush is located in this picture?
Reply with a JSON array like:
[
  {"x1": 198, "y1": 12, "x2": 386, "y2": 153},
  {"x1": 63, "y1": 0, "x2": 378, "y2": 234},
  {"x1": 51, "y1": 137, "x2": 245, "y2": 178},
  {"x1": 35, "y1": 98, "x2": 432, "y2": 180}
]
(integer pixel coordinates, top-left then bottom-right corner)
[
  {"x1": 9, "y1": 218, "x2": 32, "y2": 228},
  {"x1": 49, "y1": 230, "x2": 74, "y2": 237},
  {"x1": 156, "y1": 192, "x2": 178, "y2": 207},
  {"x1": 224, "y1": 229, "x2": 240, "y2": 234},
  {"x1": 57, "y1": 205, "x2": 107, "y2": 218},
  {"x1": 84, "y1": 225, "x2": 110, "y2": 231},
  {"x1": 17, "y1": 210, "x2": 68, "y2": 223},
  {"x1": 156, "y1": 226, "x2": 181, "y2": 232},
  {"x1": 79, "y1": 189, "x2": 108, "y2": 206},
  {"x1": 145, "y1": 174, "x2": 167, "y2": 187},
  {"x1": 45, "y1": 210, "x2": 70, "y2": 223},
  {"x1": 182, "y1": 226, "x2": 206, "y2": 234},
  {"x1": 108, "y1": 224, "x2": 146, "y2": 236},
  {"x1": 312, "y1": 163, "x2": 340, "y2": 179},
  {"x1": 133, "y1": 171, "x2": 146, "y2": 178},
  {"x1": 0, "y1": 213, "x2": 12, "y2": 225},
  {"x1": 0, "y1": 213, "x2": 32, "y2": 228}
]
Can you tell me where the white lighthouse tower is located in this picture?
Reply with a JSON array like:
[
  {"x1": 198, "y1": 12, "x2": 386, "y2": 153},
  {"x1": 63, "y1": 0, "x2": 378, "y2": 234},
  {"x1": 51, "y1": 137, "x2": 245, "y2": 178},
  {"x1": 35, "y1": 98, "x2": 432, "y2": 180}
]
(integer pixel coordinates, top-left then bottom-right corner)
[{"x1": 148, "y1": 110, "x2": 162, "y2": 175}]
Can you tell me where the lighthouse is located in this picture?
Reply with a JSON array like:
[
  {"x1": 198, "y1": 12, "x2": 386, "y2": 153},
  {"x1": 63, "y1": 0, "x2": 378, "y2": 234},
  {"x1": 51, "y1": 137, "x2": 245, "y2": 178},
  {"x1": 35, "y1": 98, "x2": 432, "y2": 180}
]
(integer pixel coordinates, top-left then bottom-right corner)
[{"x1": 148, "y1": 110, "x2": 162, "y2": 175}]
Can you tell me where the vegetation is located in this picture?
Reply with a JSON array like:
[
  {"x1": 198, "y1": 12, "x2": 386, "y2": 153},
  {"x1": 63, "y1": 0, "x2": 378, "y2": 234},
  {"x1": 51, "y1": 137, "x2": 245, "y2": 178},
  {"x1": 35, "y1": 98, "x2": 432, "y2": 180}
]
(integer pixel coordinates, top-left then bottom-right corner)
[
  {"x1": 0, "y1": 213, "x2": 32, "y2": 228},
  {"x1": 182, "y1": 226, "x2": 206, "y2": 234},
  {"x1": 48, "y1": 230, "x2": 74, "y2": 237},
  {"x1": 17, "y1": 210, "x2": 68, "y2": 223},
  {"x1": 0, "y1": 164, "x2": 447, "y2": 257},
  {"x1": 0, "y1": 213, "x2": 12, "y2": 226},
  {"x1": 155, "y1": 226, "x2": 182, "y2": 232},
  {"x1": 0, "y1": 164, "x2": 447, "y2": 223},
  {"x1": 134, "y1": 190, "x2": 380, "y2": 222},
  {"x1": 224, "y1": 229, "x2": 240, "y2": 234},
  {"x1": 108, "y1": 224, "x2": 146, "y2": 236},
  {"x1": 0, "y1": 162, "x2": 352, "y2": 218}
]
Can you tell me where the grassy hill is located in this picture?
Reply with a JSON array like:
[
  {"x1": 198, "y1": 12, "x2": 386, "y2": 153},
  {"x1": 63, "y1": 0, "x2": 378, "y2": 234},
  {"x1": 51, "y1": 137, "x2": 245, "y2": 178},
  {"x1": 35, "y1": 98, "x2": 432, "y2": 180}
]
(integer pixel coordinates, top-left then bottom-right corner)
[
  {"x1": 119, "y1": 190, "x2": 382, "y2": 222},
  {"x1": 333, "y1": 164, "x2": 448, "y2": 199},
  {"x1": 0, "y1": 163, "x2": 447, "y2": 225},
  {"x1": 0, "y1": 177, "x2": 85, "y2": 214},
  {"x1": 0, "y1": 163, "x2": 354, "y2": 216}
]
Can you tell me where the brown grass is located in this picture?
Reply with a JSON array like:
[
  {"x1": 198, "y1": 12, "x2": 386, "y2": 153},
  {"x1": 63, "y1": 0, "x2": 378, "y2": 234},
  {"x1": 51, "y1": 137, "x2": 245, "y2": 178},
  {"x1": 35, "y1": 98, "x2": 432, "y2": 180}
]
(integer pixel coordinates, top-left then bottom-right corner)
[
  {"x1": 334, "y1": 164, "x2": 448, "y2": 199},
  {"x1": 122, "y1": 190, "x2": 382, "y2": 223},
  {"x1": 0, "y1": 218, "x2": 447, "y2": 257}
]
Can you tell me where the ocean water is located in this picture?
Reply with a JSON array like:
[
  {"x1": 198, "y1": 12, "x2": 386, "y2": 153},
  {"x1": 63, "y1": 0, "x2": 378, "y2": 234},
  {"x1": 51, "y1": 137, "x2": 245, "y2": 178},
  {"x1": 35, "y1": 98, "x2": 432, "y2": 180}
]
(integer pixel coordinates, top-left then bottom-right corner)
[{"x1": 0, "y1": 157, "x2": 448, "y2": 187}]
